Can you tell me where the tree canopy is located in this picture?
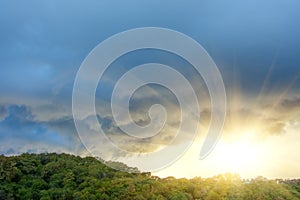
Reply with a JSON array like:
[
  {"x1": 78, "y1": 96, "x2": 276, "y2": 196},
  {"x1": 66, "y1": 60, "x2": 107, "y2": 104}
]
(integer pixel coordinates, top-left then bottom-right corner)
[{"x1": 0, "y1": 153, "x2": 299, "y2": 200}]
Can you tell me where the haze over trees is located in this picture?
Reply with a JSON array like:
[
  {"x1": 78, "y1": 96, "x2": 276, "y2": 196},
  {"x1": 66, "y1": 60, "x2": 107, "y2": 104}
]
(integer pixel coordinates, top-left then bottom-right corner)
[{"x1": 0, "y1": 153, "x2": 299, "y2": 200}]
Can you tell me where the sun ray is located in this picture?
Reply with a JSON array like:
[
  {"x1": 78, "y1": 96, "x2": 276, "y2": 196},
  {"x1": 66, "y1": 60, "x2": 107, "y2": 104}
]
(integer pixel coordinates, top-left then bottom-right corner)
[
  {"x1": 255, "y1": 47, "x2": 281, "y2": 104},
  {"x1": 260, "y1": 74, "x2": 299, "y2": 122}
]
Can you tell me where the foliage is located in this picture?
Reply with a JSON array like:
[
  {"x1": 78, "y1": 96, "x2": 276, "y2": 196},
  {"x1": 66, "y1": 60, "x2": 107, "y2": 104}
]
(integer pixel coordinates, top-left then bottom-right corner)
[{"x1": 0, "y1": 153, "x2": 299, "y2": 200}]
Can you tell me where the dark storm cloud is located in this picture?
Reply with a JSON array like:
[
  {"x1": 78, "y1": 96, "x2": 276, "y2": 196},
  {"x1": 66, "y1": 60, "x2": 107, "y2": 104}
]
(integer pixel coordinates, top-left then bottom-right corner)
[
  {"x1": 0, "y1": 0, "x2": 299, "y2": 98},
  {"x1": 0, "y1": 104, "x2": 83, "y2": 155},
  {"x1": 280, "y1": 98, "x2": 300, "y2": 109},
  {"x1": 45, "y1": 116, "x2": 78, "y2": 137},
  {"x1": 223, "y1": 95, "x2": 300, "y2": 138},
  {"x1": 0, "y1": 105, "x2": 8, "y2": 121},
  {"x1": 229, "y1": 108, "x2": 288, "y2": 136},
  {"x1": 97, "y1": 115, "x2": 121, "y2": 134}
]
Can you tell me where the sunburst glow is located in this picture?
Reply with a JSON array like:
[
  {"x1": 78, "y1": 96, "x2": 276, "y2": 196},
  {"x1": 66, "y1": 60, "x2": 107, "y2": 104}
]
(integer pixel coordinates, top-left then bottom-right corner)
[{"x1": 210, "y1": 129, "x2": 263, "y2": 174}]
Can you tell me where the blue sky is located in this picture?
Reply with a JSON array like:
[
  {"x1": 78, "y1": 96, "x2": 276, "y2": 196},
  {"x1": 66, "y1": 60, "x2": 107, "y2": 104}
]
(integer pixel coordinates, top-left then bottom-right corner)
[
  {"x1": 0, "y1": 1, "x2": 300, "y2": 177},
  {"x1": 1, "y1": 0, "x2": 299, "y2": 96}
]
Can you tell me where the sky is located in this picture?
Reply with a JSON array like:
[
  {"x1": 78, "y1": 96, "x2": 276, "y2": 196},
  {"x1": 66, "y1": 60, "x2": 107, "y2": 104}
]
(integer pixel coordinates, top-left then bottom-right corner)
[{"x1": 0, "y1": 0, "x2": 300, "y2": 179}]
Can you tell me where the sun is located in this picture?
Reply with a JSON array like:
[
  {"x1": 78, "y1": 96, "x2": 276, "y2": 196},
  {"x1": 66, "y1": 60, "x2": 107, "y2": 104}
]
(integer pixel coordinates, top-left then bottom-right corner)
[
  {"x1": 213, "y1": 140, "x2": 260, "y2": 171},
  {"x1": 210, "y1": 129, "x2": 264, "y2": 175}
]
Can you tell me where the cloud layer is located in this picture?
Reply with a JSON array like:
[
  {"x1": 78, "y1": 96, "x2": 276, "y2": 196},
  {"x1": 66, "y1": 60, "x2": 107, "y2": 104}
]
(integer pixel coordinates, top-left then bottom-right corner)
[{"x1": 0, "y1": 1, "x2": 299, "y2": 166}]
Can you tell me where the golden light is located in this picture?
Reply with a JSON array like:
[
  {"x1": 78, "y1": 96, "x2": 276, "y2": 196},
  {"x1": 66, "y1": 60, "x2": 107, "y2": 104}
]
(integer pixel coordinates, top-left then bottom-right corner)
[
  {"x1": 211, "y1": 133, "x2": 262, "y2": 173},
  {"x1": 206, "y1": 125, "x2": 269, "y2": 173},
  {"x1": 154, "y1": 121, "x2": 300, "y2": 179}
]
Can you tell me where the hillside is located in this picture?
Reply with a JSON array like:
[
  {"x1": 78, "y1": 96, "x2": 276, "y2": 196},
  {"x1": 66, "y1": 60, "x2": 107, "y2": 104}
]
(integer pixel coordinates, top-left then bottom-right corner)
[{"x1": 0, "y1": 153, "x2": 299, "y2": 200}]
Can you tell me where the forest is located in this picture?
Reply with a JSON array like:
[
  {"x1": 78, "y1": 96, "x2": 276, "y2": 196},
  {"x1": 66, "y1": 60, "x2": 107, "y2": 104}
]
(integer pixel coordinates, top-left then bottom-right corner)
[{"x1": 0, "y1": 153, "x2": 299, "y2": 200}]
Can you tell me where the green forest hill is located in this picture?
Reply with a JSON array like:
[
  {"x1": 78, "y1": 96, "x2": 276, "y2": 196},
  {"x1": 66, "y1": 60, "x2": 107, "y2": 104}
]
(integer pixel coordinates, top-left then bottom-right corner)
[{"x1": 0, "y1": 153, "x2": 299, "y2": 200}]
